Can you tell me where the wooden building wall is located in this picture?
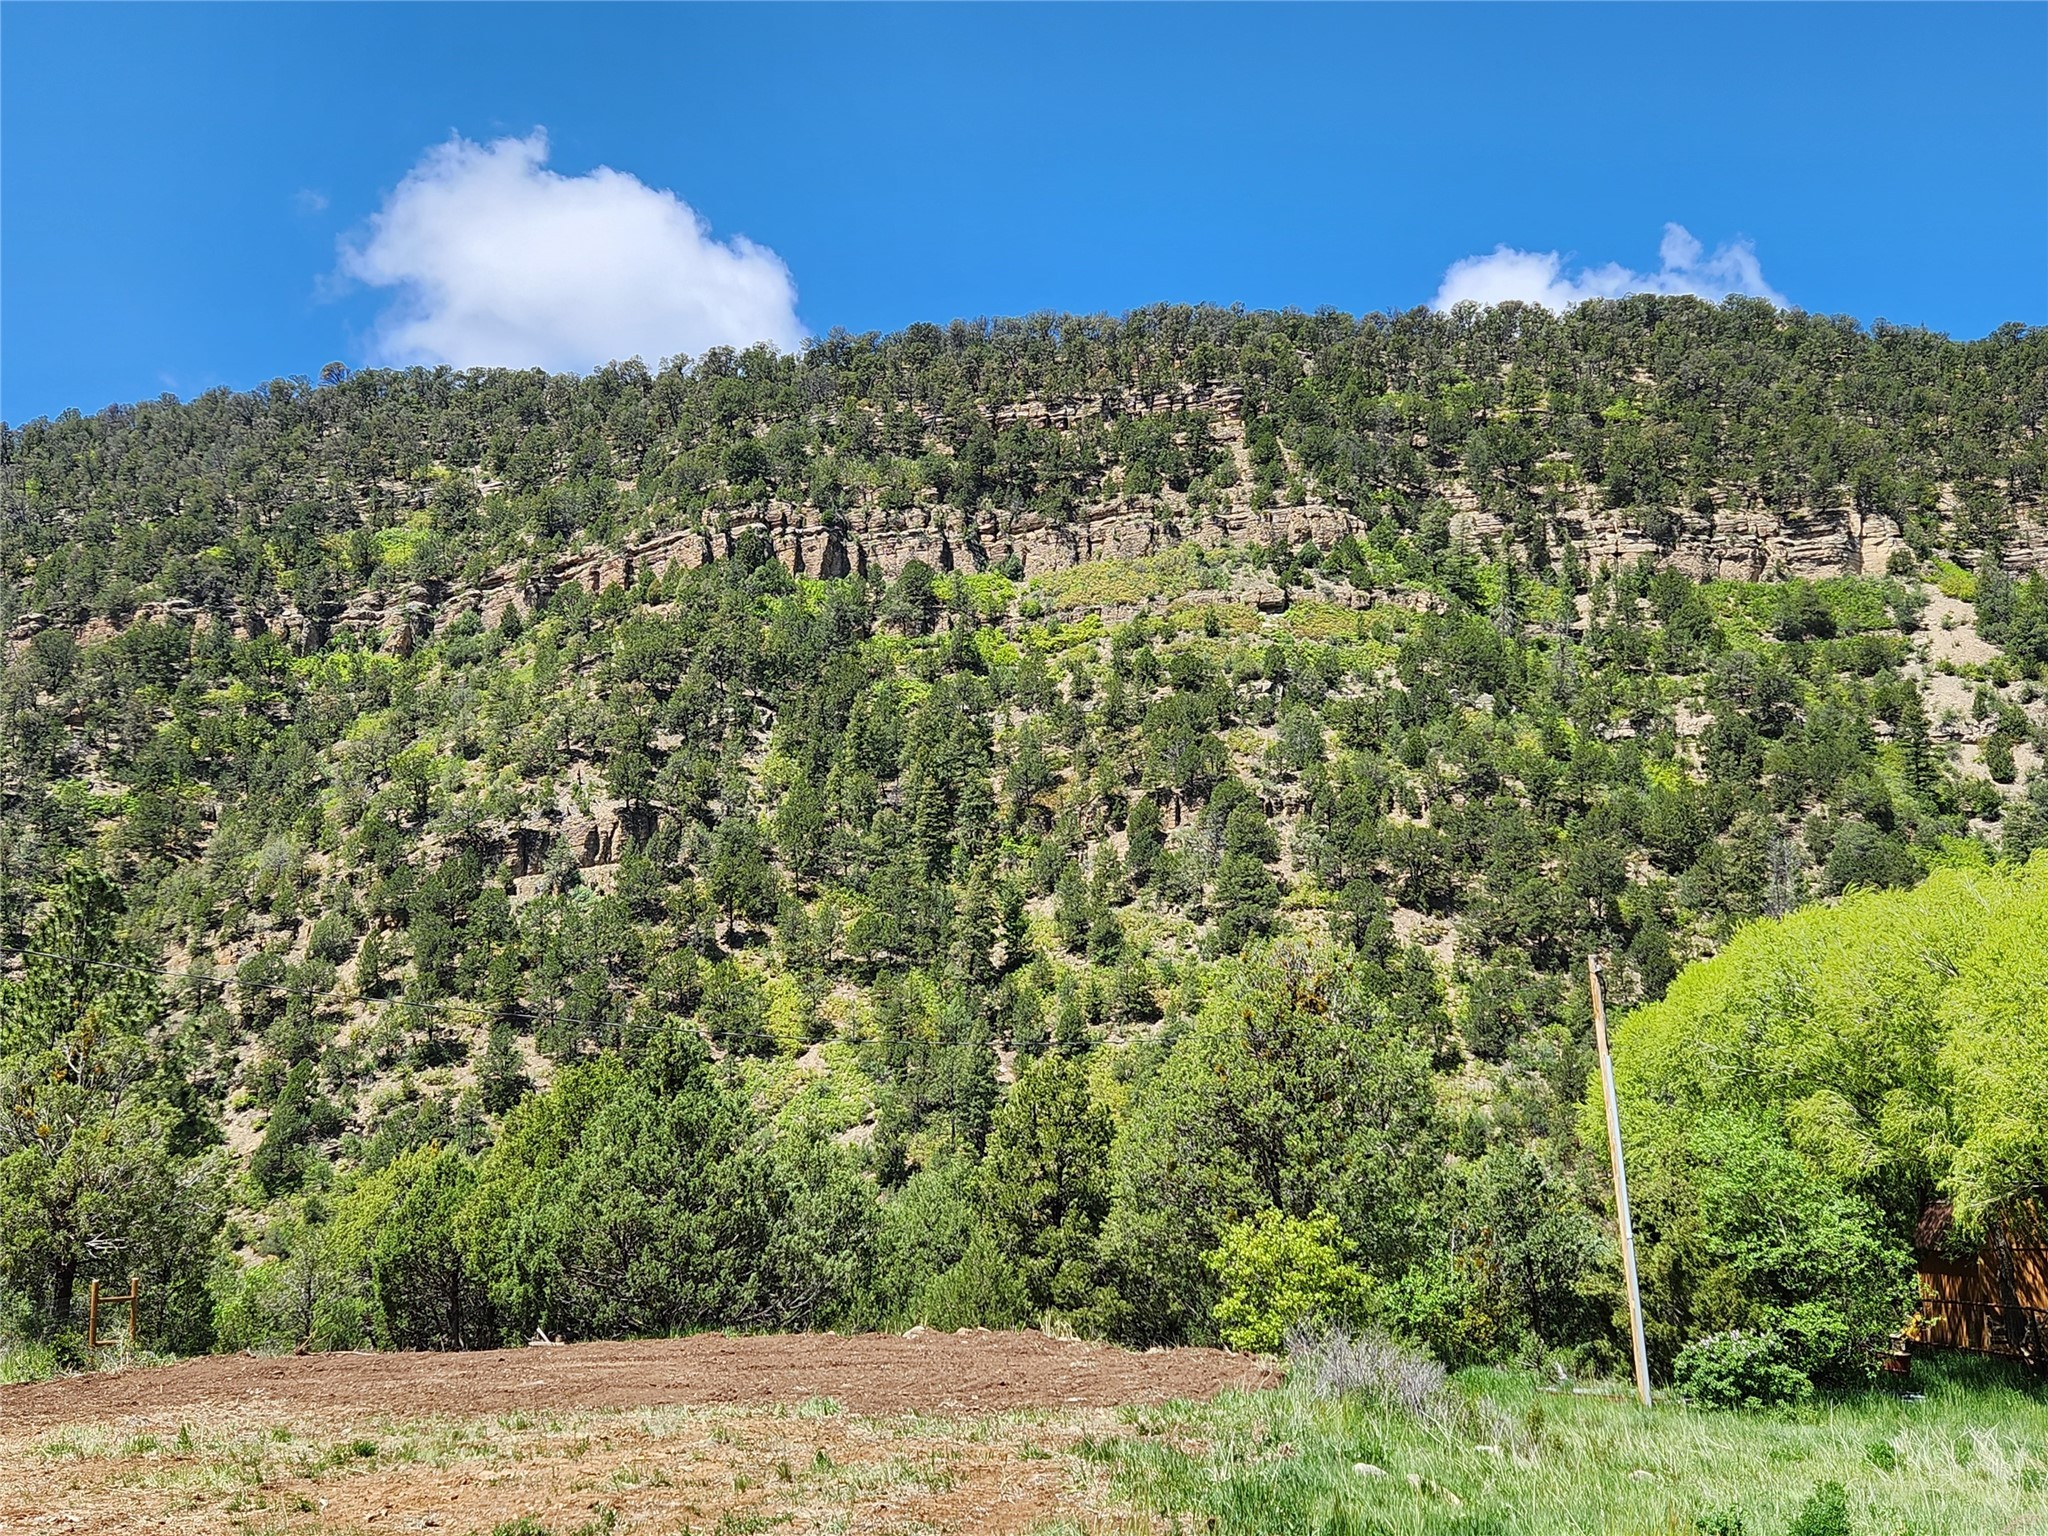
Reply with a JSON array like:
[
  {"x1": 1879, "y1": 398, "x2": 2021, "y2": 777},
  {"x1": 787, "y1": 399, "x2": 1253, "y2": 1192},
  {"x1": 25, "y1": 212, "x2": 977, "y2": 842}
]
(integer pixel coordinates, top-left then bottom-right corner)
[{"x1": 1913, "y1": 1203, "x2": 2047, "y2": 1365}]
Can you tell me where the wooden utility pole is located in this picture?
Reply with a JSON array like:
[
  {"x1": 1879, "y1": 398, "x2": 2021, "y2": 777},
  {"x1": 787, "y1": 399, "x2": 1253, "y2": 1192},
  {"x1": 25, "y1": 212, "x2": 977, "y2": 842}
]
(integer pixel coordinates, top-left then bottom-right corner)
[{"x1": 1589, "y1": 956, "x2": 1652, "y2": 1407}]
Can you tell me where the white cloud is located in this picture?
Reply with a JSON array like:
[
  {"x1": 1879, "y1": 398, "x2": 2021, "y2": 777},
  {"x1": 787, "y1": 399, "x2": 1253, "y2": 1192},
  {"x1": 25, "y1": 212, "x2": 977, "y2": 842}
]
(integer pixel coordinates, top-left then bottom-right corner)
[
  {"x1": 1431, "y1": 223, "x2": 1785, "y2": 312},
  {"x1": 339, "y1": 130, "x2": 804, "y2": 370},
  {"x1": 294, "y1": 189, "x2": 330, "y2": 215}
]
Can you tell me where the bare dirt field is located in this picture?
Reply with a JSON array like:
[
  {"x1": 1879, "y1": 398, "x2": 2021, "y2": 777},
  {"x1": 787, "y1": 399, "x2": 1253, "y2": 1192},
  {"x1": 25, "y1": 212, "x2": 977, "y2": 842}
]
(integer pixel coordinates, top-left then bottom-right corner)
[{"x1": 1, "y1": 1332, "x2": 1275, "y2": 1535}]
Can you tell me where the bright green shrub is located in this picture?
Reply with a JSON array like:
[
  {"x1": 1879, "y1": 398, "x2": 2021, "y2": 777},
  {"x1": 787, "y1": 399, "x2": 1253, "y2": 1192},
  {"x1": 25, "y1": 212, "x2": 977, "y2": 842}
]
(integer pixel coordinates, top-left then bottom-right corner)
[
  {"x1": 1783, "y1": 1480, "x2": 1852, "y2": 1536},
  {"x1": 1671, "y1": 1330, "x2": 1812, "y2": 1410},
  {"x1": 1603, "y1": 855, "x2": 2048, "y2": 1380},
  {"x1": 1939, "y1": 868, "x2": 2048, "y2": 1232},
  {"x1": 1206, "y1": 1208, "x2": 1376, "y2": 1353}
]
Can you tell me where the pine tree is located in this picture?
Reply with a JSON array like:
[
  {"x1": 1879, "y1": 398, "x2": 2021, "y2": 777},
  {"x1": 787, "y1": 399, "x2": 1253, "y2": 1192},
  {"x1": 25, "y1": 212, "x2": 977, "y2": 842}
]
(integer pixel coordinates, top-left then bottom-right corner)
[
  {"x1": 1984, "y1": 731, "x2": 2018, "y2": 785},
  {"x1": 479, "y1": 1019, "x2": 531, "y2": 1116},
  {"x1": 1, "y1": 868, "x2": 221, "y2": 1340},
  {"x1": 773, "y1": 769, "x2": 828, "y2": 884},
  {"x1": 980, "y1": 1054, "x2": 1113, "y2": 1318},
  {"x1": 1898, "y1": 683, "x2": 1935, "y2": 799},
  {"x1": 355, "y1": 928, "x2": 389, "y2": 999},
  {"x1": 1125, "y1": 797, "x2": 1164, "y2": 886},
  {"x1": 1053, "y1": 863, "x2": 1091, "y2": 954},
  {"x1": 997, "y1": 879, "x2": 1033, "y2": 973},
  {"x1": 250, "y1": 1060, "x2": 315, "y2": 1197}
]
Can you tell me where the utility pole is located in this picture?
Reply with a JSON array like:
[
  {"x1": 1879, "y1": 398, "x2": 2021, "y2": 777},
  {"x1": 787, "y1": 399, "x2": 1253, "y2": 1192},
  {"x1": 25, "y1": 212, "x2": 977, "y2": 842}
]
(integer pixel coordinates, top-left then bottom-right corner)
[{"x1": 1590, "y1": 955, "x2": 1652, "y2": 1408}]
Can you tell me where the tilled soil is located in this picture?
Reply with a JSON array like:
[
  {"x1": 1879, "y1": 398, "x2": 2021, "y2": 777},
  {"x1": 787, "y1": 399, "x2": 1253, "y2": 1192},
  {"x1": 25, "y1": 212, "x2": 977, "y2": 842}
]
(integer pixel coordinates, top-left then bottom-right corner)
[
  {"x1": 1, "y1": 1332, "x2": 1271, "y2": 1535},
  {"x1": 2, "y1": 1329, "x2": 1274, "y2": 1430},
  {"x1": 8, "y1": 1403, "x2": 1147, "y2": 1535}
]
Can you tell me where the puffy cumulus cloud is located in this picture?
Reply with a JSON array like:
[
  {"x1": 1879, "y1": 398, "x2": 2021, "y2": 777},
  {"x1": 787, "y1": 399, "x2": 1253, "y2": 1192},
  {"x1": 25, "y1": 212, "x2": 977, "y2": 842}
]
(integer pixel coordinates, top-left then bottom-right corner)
[
  {"x1": 340, "y1": 130, "x2": 804, "y2": 370},
  {"x1": 1431, "y1": 223, "x2": 1785, "y2": 312}
]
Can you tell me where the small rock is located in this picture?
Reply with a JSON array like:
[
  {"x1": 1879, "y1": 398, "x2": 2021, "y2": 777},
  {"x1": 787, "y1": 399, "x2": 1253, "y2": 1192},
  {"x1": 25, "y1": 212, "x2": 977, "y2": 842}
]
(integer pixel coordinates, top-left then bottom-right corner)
[
  {"x1": 1353, "y1": 1462, "x2": 1386, "y2": 1477},
  {"x1": 1245, "y1": 582, "x2": 1289, "y2": 612},
  {"x1": 902, "y1": 1324, "x2": 928, "y2": 1338}
]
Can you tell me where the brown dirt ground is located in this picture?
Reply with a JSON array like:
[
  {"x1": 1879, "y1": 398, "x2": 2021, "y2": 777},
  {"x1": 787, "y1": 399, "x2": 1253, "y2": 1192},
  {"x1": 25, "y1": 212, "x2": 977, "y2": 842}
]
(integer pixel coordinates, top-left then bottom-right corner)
[
  {"x1": 1, "y1": 1330, "x2": 1271, "y2": 1430},
  {"x1": 0, "y1": 1331, "x2": 1273, "y2": 1535}
]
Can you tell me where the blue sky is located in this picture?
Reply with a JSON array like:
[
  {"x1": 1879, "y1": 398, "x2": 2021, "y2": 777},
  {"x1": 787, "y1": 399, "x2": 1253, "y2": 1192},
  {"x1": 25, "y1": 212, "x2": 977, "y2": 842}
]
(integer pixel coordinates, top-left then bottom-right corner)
[{"x1": 4, "y1": 2, "x2": 2044, "y2": 423}]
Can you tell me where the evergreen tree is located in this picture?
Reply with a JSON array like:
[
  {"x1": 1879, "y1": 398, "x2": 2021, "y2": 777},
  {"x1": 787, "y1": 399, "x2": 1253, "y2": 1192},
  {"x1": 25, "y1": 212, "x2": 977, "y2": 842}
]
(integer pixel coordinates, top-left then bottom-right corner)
[
  {"x1": 250, "y1": 1060, "x2": 317, "y2": 1197},
  {"x1": 980, "y1": 1054, "x2": 1114, "y2": 1320},
  {"x1": 478, "y1": 1019, "x2": 531, "y2": 1116},
  {"x1": 0, "y1": 868, "x2": 222, "y2": 1346}
]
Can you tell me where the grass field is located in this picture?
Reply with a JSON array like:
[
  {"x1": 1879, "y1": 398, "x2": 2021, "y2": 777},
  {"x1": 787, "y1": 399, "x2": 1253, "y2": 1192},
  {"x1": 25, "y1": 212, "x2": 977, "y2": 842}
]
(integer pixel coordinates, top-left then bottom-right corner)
[
  {"x1": 1090, "y1": 1355, "x2": 2046, "y2": 1536},
  {"x1": 5, "y1": 1344, "x2": 2041, "y2": 1534}
]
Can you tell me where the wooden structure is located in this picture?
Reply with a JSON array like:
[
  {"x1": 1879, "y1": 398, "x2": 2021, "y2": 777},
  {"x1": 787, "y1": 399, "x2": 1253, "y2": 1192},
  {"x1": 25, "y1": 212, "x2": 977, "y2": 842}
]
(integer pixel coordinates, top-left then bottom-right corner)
[
  {"x1": 86, "y1": 1275, "x2": 140, "y2": 1350},
  {"x1": 1894, "y1": 1203, "x2": 2046, "y2": 1372}
]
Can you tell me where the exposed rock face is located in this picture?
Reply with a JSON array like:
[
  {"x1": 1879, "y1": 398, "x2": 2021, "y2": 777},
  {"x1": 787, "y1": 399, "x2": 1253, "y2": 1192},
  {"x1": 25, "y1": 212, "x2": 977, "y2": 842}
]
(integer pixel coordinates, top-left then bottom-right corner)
[
  {"x1": 487, "y1": 484, "x2": 2033, "y2": 637},
  {"x1": 1456, "y1": 496, "x2": 1913, "y2": 582},
  {"x1": 234, "y1": 384, "x2": 2041, "y2": 648},
  {"x1": 459, "y1": 801, "x2": 657, "y2": 891},
  {"x1": 2005, "y1": 515, "x2": 2048, "y2": 575},
  {"x1": 537, "y1": 497, "x2": 1364, "y2": 607}
]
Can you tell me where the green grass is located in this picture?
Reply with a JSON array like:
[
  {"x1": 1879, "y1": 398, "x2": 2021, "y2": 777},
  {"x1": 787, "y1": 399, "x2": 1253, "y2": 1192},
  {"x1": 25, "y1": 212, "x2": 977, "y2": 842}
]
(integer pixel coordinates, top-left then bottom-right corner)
[
  {"x1": 1027, "y1": 544, "x2": 1230, "y2": 611},
  {"x1": 1283, "y1": 599, "x2": 1367, "y2": 642},
  {"x1": 1, "y1": 1337, "x2": 61, "y2": 1383},
  {"x1": 1, "y1": 1335, "x2": 178, "y2": 1383},
  {"x1": 1084, "y1": 1356, "x2": 2046, "y2": 1535}
]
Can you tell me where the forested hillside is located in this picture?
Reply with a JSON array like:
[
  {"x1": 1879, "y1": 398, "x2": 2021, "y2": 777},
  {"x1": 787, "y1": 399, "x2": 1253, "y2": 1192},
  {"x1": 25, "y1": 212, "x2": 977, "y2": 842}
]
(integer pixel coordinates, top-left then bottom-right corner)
[{"x1": 3, "y1": 298, "x2": 2047, "y2": 1378}]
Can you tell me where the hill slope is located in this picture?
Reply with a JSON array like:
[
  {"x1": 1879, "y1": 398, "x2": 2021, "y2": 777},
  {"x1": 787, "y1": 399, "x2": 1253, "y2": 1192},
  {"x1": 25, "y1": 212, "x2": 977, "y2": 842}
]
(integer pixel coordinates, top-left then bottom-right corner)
[{"x1": 2, "y1": 299, "x2": 2047, "y2": 1368}]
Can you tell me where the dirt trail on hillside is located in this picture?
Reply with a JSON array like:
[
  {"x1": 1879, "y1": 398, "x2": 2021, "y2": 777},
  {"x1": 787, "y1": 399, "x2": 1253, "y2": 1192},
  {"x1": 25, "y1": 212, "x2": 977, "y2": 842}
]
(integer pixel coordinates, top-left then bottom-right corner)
[{"x1": 1, "y1": 1329, "x2": 1275, "y2": 1431}]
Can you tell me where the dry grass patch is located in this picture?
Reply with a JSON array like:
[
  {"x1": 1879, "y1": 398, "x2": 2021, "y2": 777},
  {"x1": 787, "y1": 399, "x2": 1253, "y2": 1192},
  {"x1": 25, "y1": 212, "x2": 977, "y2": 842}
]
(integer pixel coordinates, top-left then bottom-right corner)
[{"x1": 3, "y1": 1399, "x2": 1153, "y2": 1535}]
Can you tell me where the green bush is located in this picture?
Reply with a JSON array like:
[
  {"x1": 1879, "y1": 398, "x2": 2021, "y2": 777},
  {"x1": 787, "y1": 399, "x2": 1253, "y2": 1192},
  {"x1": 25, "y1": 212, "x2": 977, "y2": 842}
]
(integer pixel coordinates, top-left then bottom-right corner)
[
  {"x1": 1672, "y1": 1330, "x2": 1812, "y2": 1410},
  {"x1": 1205, "y1": 1208, "x2": 1376, "y2": 1353},
  {"x1": 1783, "y1": 1480, "x2": 1851, "y2": 1536},
  {"x1": 305, "y1": 910, "x2": 359, "y2": 966},
  {"x1": 910, "y1": 1228, "x2": 1032, "y2": 1331}
]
